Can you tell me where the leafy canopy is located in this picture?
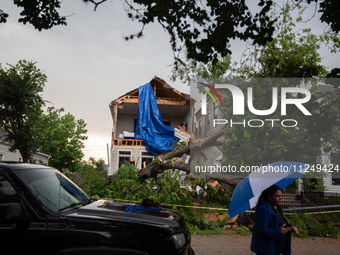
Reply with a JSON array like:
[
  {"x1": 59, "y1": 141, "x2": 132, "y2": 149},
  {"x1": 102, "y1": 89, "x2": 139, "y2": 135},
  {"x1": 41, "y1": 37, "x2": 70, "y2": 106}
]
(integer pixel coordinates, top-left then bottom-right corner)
[
  {"x1": 36, "y1": 107, "x2": 88, "y2": 171},
  {"x1": 0, "y1": 60, "x2": 88, "y2": 167},
  {"x1": 1, "y1": 1, "x2": 339, "y2": 65},
  {"x1": 174, "y1": 7, "x2": 340, "y2": 174},
  {"x1": 0, "y1": 60, "x2": 46, "y2": 162}
]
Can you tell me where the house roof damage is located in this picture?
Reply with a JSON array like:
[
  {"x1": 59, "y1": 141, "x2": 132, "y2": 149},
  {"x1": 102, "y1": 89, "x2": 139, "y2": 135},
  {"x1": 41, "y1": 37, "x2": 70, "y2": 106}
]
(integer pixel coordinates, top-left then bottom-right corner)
[
  {"x1": 109, "y1": 76, "x2": 190, "y2": 112},
  {"x1": 109, "y1": 76, "x2": 195, "y2": 156}
]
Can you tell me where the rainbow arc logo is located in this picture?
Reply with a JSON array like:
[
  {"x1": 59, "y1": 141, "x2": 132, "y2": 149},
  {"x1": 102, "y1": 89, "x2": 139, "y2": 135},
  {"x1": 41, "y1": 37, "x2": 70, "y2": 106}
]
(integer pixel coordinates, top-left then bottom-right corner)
[{"x1": 197, "y1": 82, "x2": 222, "y2": 115}]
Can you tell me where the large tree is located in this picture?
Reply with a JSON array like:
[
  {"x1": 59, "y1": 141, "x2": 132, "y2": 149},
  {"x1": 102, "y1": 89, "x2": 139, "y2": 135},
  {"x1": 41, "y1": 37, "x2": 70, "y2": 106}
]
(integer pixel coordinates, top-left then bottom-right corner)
[
  {"x1": 217, "y1": 9, "x2": 340, "y2": 169},
  {"x1": 1, "y1": 1, "x2": 339, "y2": 65},
  {"x1": 139, "y1": 7, "x2": 340, "y2": 184},
  {"x1": 37, "y1": 107, "x2": 88, "y2": 171},
  {"x1": 0, "y1": 60, "x2": 46, "y2": 162}
]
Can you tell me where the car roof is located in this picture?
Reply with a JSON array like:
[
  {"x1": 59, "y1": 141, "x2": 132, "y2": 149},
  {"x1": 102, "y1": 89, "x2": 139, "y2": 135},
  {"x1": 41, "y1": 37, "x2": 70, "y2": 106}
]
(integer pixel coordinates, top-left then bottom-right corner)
[{"x1": 0, "y1": 162, "x2": 54, "y2": 171}]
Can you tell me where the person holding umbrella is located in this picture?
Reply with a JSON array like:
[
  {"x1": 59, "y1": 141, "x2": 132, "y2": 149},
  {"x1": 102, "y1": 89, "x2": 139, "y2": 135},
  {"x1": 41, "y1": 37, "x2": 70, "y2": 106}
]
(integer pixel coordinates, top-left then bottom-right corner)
[{"x1": 251, "y1": 185, "x2": 298, "y2": 255}]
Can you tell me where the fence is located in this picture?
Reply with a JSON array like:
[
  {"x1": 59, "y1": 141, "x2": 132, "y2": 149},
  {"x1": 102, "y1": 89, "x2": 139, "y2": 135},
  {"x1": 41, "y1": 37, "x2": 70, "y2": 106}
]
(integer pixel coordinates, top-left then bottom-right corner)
[{"x1": 281, "y1": 191, "x2": 340, "y2": 208}]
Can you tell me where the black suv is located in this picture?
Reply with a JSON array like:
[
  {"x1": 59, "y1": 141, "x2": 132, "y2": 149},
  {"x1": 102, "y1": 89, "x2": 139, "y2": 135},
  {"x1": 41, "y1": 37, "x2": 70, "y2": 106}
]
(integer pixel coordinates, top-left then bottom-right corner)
[{"x1": 0, "y1": 163, "x2": 194, "y2": 255}]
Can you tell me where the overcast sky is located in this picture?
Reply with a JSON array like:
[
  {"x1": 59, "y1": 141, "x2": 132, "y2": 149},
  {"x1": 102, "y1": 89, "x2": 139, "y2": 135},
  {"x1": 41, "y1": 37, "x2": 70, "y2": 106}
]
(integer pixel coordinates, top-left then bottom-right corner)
[{"x1": 1, "y1": 1, "x2": 339, "y2": 163}]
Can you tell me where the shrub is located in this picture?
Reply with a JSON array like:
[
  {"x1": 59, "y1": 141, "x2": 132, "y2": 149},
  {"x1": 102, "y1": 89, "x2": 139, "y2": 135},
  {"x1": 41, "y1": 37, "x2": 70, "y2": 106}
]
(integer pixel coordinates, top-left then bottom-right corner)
[{"x1": 286, "y1": 212, "x2": 340, "y2": 238}]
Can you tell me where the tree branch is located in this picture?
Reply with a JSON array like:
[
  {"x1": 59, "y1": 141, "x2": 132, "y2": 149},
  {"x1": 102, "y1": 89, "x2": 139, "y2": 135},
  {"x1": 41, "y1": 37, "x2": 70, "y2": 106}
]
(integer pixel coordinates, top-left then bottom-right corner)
[
  {"x1": 85, "y1": 0, "x2": 108, "y2": 12},
  {"x1": 138, "y1": 125, "x2": 230, "y2": 179}
]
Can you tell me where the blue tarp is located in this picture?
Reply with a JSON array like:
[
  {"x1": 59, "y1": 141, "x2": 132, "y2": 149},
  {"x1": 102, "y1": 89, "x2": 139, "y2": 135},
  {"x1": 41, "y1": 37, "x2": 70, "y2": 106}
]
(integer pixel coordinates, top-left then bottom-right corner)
[
  {"x1": 135, "y1": 82, "x2": 179, "y2": 155},
  {"x1": 123, "y1": 205, "x2": 162, "y2": 214}
]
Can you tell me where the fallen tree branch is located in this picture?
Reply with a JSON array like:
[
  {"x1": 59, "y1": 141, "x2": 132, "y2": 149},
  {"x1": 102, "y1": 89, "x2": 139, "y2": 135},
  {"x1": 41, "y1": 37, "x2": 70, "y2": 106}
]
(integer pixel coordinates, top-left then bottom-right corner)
[
  {"x1": 139, "y1": 160, "x2": 190, "y2": 179},
  {"x1": 214, "y1": 178, "x2": 243, "y2": 188},
  {"x1": 138, "y1": 125, "x2": 230, "y2": 179},
  {"x1": 131, "y1": 185, "x2": 145, "y2": 194}
]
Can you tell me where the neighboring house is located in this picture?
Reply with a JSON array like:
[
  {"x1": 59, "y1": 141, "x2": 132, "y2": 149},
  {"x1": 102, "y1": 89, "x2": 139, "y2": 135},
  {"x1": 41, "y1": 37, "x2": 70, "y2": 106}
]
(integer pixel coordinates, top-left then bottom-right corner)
[
  {"x1": 301, "y1": 85, "x2": 340, "y2": 194},
  {"x1": 195, "y1": 91, "x2": 225, "y2": 140},
  {"x1": 191, "y1": 89, "x2": 227, "y2": 173},
  {"x1": 108, "y1": 77, "x2": 193, "y2": 175},
  {"x1": 307, "y1": 152, "x2": 340, "y2": 194},
  {"x1": 0, "y1": 128, "x2": 50, "y2": 165}
]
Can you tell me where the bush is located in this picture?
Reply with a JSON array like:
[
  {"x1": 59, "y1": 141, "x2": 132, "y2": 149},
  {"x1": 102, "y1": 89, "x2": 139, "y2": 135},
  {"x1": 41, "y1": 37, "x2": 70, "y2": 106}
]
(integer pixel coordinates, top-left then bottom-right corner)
[
  {"x1": 76, "y1": 165, "x2": 108, "y2": 197},
  {"x1": 75, "y1": 162, "x2": 234, "y2": 230},
  {"x1": 286, "y1": 212, "x2": 340, "y2": 238}
]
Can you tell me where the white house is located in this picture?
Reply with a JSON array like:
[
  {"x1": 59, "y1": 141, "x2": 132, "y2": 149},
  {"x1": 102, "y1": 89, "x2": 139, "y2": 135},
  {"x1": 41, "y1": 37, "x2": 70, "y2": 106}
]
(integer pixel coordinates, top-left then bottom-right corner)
[
  {"x1": 108, "y1": 77, "x2": 193, "y2": 175},
  {"x1": 0, "y1": 128, "x2": 50, "y2": 165}
]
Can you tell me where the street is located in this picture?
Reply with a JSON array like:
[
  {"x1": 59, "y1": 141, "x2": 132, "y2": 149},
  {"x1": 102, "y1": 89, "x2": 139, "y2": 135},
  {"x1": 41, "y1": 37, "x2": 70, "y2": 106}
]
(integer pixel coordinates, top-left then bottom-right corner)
[{"x1": 191, "y1": 235, "x2": 340, "y2": 255}]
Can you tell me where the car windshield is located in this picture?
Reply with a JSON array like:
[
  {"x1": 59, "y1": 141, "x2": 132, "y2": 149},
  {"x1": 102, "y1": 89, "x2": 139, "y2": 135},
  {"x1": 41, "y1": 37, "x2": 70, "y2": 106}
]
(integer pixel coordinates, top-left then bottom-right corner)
[{"x1": 15, "y1": 168, "x2": 90, "y2": 213}]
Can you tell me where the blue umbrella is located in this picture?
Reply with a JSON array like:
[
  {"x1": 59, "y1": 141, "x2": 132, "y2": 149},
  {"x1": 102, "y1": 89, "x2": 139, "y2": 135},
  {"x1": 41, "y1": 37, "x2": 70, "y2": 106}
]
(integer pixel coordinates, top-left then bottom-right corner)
[{"x1": 228, "y1": 161, "x2": 311, "y2": 218}]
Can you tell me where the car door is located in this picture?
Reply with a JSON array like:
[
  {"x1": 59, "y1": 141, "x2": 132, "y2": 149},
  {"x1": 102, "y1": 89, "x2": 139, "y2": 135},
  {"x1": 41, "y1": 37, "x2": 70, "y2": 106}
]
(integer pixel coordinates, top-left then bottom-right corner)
[{"x1": 0, "y1": 173, "x2": 47, "y2": 255}]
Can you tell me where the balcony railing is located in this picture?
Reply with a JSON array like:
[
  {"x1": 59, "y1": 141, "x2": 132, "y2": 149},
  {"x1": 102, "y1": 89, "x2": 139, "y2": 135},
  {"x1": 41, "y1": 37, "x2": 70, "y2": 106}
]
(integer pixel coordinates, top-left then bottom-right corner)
[{"x1": 112, "y1": 138, "x2": 144, "y2": 146}]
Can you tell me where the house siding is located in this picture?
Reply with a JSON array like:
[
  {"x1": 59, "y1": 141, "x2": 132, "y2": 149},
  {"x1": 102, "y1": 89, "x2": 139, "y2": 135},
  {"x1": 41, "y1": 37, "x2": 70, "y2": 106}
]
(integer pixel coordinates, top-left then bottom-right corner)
[
  {"x1": 322, "y1": 152, "x2": 340, "y2": 193},
  {"x1": 0, "y1": 143, "x2": 22, "y2": 161},
  {"x1": 0, "y1": 142, "x2": 49, "y2": 164},
  {"x1": 195, "y1": 95, "x2": 225, "y2": 140},
  {"x1": 33, "y1": 153, "x2": 49, "y2": 165},
  {"x1": 110, "y1": 145, "x2": 155, "y2": 175}
]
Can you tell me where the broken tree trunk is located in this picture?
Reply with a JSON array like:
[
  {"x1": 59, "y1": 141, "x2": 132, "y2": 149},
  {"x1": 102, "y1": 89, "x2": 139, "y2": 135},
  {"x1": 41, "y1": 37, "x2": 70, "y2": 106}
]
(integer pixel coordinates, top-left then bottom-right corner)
[{"x1": 138, "y1": 125, "x2": 232, "y2": 181}]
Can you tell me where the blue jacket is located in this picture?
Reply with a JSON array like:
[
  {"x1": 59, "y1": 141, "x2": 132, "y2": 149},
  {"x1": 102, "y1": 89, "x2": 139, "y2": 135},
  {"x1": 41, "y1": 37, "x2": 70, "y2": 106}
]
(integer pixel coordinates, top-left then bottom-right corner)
[{"x1": 251, "y1": 201, "x2": 291, "y2": 255}]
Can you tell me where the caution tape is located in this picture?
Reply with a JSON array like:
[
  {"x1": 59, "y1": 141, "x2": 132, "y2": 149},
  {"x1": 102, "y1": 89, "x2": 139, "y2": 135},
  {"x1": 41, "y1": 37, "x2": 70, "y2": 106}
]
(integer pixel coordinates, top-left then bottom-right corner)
[
  {"x1": 109, "y1": 198, "x2": 340, "y2": 215},
  {"x1": 285, "y1": 210, "x2": 340, "y2": 215}
]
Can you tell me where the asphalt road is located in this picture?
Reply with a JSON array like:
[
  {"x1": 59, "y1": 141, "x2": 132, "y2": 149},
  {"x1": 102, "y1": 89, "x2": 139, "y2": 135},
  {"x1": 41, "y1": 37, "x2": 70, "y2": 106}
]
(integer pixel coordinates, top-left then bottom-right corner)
[{"x1": 191, "y1": 235, "x2": 340, "y2": 255}]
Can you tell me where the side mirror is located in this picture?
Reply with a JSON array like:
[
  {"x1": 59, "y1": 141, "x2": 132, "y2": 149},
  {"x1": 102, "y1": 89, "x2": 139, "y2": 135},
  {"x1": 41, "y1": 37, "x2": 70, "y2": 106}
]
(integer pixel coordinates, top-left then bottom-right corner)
[{"x1": 0, "y1": 202, "x2": 31, "y2": 226}]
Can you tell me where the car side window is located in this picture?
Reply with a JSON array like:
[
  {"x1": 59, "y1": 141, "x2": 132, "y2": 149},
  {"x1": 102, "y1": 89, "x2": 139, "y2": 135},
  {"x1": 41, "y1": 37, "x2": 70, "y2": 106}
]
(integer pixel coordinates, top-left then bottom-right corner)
[{"x1": 0, "y1": 174, "x2": 21, "y2": 204}]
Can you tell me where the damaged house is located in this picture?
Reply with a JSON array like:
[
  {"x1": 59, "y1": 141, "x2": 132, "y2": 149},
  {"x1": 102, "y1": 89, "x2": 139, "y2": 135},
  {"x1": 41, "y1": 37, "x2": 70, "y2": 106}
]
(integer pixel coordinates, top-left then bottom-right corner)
[{"x1": 108, "y1": 77, "x2": 193, "y2": 175}]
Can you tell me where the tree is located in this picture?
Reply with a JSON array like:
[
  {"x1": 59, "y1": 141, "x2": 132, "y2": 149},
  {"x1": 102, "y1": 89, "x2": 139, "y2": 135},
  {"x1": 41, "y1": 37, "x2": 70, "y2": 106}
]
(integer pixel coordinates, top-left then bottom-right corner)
[
  {"x1": 0, "y1": 60, "x2": 46, "y2": 162},
  {"x1": 236, "y1": 4, "x2": 328, "y2": 79},
  {"x1": 36, "y1": 107, "x2": 88, "y2": 171},
  {"x1": 325, "y1": 68, "x2": 340, "y2": 88},
  {"x1": 218, "y1": 79, "x2": 340, "y2": 170},
  {"x1": 85, "y1": 157, "x2": 107, "y2": 172},
  {"x1": 1, "y1": 0, "x2": 66, "y2": 31},
  {"x1": 1, "y1": 1, "x2": 339, "y2": 65},
  {"x1": 217, "y1": 9, "x2": 339, "y2": 170},
  {"x1": 139, "y1": 7, "x2": 340, "y2": 187}
]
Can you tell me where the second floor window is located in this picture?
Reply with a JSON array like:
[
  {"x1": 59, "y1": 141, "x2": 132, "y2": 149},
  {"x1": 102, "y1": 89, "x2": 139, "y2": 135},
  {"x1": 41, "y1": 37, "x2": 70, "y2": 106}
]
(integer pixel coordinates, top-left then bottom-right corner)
[
  {"x1": 206, "y1": 113, "x2": 210, "y2": 133},
  {"x1": 213, "y1": 104, "x2": 218, "y2": 121},
  {"x1": 198, "y1": 120, "x2": 202, "y2": 138}
]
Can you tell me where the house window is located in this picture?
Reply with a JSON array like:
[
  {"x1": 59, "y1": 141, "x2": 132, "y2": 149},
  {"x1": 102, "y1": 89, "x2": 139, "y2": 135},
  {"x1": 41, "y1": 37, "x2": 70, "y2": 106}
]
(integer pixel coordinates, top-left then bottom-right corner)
[
  {"x1": 0, "y1": 154, "x2": 3, "y2": 162},
  {"x1": 198, "y1": 120, "x2": 202, "y2": 138},
  {"x1": 141, "y1": 151, "x2": 154, "y2": 168},
  {"x1": 206, "y1": 112, "x2": 210, "y2": 133},
  {"x1": 213, "y1": 104, "x2": 218, "y2": 127},
  {"x1": 18, "y1": 157, "x2": 22, "y2": 162},
  {"x1": 331, "y1": 153, "x2": 340, "y2": 185},
  {"x1": 118, "y1": 150, "x2": 132, "y2": 168},
  {"x1": 332, "y1": 172, "x2": 340, "y2": 185}
]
